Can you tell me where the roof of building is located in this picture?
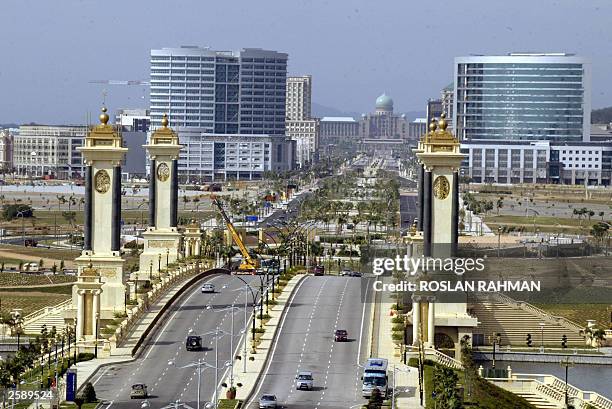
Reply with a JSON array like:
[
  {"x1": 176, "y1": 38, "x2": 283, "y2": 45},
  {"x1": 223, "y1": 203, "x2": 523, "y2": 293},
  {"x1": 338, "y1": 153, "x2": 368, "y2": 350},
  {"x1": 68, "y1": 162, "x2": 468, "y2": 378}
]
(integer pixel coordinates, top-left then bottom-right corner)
[
  {"x1": 320, "y1": 117, "x2": 357, "y2": 122},
  {"x1": 375, "y1": 93, "x2": 393, "y2": 110}
]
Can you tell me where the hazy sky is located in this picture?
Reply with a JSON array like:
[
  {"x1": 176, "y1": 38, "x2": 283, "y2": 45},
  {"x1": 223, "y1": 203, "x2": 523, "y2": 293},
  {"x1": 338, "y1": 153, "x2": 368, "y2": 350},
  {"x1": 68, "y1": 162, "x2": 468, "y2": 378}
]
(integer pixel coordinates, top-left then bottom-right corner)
[{"x1": 2, "y1": 0, "x2": 612, "y2": 124}]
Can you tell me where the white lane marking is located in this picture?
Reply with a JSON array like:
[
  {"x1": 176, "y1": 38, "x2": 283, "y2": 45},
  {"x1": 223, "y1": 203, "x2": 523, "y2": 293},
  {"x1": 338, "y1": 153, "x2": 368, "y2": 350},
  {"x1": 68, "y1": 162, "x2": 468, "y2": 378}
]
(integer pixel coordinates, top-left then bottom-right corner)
[
  {"x1": 143, "y1": 275, "x2": 222, "y2": 360},
  {"x1": 244, "y1": 276, "x2": 311, "y2": 406},
  {"x1": 357, "y1": 277, "x2": 370, "y2": 364}
]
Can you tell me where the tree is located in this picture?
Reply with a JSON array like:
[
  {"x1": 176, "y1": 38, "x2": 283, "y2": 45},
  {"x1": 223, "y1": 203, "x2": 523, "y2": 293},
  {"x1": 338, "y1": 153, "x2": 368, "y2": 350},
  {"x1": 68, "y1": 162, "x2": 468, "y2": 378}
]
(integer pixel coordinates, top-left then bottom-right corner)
[
  {"x1": 62, "y1": 211, "x2": 77, "y2": 227},
  {"x1": 433, "y1": 364, "x2": 462, "y2": 409},
  {"x1": 2, "y1": 204, "x2": 34, "y2": 221},
  {"x1": 496, "y1": 197, "x2": 504, "y2": 215}
]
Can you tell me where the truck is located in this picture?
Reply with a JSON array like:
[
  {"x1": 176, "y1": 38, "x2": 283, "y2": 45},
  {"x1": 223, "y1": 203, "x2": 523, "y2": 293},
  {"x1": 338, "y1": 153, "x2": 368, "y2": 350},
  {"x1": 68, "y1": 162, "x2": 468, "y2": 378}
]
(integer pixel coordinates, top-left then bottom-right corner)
[{"x1": 361, "y1": 358, "x2": 389, "y2": 398}]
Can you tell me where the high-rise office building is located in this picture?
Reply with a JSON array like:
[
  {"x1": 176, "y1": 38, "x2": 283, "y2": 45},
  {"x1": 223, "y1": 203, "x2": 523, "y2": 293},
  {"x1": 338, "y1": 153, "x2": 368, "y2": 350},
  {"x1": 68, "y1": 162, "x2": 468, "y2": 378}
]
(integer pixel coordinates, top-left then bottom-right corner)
[
  {"x1": 453, "y1": 53, "x2": 591, "y2": 143},
  {"x1": 453, "y1": 53, "x2": 602, "y2": 185},
  {"x1": 150, "y1": 46, "x2": 294, "y2": 181},
  {"x1": 285, "y1": 75, "x2": 319, "y2": 167},
  {"x1": 286, "y1": 76, "x2": 312, "y2": 121}
]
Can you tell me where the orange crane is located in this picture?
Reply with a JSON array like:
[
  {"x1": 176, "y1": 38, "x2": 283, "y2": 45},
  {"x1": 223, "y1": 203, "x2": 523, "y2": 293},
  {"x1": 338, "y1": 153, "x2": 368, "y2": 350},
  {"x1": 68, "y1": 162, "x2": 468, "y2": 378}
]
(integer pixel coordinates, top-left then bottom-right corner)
[{"x1": 211, "y1": 194, "x2": 260, "y2": 273}]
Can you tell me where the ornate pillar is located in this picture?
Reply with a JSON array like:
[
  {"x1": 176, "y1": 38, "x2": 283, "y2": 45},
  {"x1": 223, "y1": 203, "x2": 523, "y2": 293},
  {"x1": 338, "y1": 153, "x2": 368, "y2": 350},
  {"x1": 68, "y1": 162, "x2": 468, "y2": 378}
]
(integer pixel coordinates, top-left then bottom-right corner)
[
  {"x1": 76, "y1": 290, "x2": 85, "y2": 339},
  {"x1": 137, "y1": 114, "x2": 183, "y2": 280},
  {"x1": 412, "y1": 300, "x2": 420, "y2": 346},
  {"x1": 427, "y1": 299, "x2": 435, "y2": 347}
]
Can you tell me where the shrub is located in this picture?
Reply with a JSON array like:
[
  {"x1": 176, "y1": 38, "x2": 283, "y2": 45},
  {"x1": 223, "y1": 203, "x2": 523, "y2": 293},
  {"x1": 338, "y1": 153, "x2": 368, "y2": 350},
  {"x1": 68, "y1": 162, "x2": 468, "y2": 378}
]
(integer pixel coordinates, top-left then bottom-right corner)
[
  {"x1": 391, "y1": 332, "x2": 404, "y2": 341},
  {"x1": 77, "y1": 352, "x2": 95, "y2": 362},
  {"x1": 81, "y1": 382, "x2": 97, "y2": 403},
  {"x1": 392, "y1": 324, "x2": 404, "y2": 332},
  {"x1": 391, "y1": 316, "x2": 404, "y2": 324},
  {"x1": 2, "y1": 204, "x2": 34, "y2": 220}
]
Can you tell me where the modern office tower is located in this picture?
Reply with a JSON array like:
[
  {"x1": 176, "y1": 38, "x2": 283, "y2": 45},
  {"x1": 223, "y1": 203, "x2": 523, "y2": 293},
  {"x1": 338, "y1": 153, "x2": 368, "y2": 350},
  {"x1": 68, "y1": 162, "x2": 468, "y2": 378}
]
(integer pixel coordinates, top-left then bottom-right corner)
[
  {"x1": 453, "y1": 53, "x2": 600, "y2": 185},
  {"x1": 426, "y1": 99, "x2": 443, "y2": 126},
  {"x1": 440, "y1": 84, "x2": 454, "y2": 131},
  {"x1": 150, "y1": 46, "x2": 287, "y2": 133},
  {"x1": 13, "y1": 125, "x2": 85, "y2": 179},
  {"x1": 453, "y1": 53, "x2": 591, "y2": 143},
  {"x1": 285, "y1": 75, "x2": 319, "y2": 167},
  {"x1": 286, "y1": 75, "x2": 312, "y2": 121},
  {"x1": 150, "y1": 46, "x2": 293, "y2": 181}
]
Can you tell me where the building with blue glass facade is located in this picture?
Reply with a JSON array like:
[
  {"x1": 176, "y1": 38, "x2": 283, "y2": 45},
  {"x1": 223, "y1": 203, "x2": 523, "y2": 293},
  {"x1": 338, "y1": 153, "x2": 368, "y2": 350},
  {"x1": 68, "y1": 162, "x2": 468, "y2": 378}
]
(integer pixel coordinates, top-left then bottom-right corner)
[
  {"x1": 453, "y1": 53, "x2": 591, "y2": 143},
  {"x1": 149, "y1": 46, "x2": 294, "y2": 181}
]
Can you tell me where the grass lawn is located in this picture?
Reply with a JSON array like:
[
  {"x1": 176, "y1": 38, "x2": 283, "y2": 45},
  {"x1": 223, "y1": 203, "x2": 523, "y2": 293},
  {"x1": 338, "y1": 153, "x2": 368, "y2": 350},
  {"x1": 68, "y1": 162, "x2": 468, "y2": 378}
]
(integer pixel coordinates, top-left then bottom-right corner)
[
  {"x1": 0, "y1": 244, "x2": 80, "y2": 263},
  {"x1": 218, "y1": 399, "x2": 241, "y2": 409},
  {"x1": 0, "y1": 272, "x2": 76, "y2": 287},
  {"x1": 535, "y1": 303, "x2": 612, "y2": 329},
  {"x1": 483, "y1": 215, "x2": 595, "y2": 235},
  {"x1": 0, "y1": 292, "x2": 71, "y2": 316}
]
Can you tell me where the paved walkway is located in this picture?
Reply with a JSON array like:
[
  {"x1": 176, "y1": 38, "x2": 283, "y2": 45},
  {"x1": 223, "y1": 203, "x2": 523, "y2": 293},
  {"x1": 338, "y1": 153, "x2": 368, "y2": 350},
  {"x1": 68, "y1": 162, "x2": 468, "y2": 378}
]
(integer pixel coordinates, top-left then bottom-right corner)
[
  {"x1": 374, "y1": 278, "x2": 423, "y2": 408},
  {"x1": 225, "y1": 274, "x2": 306, "y2": 401}
]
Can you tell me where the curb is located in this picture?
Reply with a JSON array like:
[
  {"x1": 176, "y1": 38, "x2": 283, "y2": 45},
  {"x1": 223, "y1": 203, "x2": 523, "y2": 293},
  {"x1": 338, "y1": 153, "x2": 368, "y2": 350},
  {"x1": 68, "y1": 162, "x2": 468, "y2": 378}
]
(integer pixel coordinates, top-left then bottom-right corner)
[{"x1": 241, "y1": 274, "x2": 308, "y2": 406}]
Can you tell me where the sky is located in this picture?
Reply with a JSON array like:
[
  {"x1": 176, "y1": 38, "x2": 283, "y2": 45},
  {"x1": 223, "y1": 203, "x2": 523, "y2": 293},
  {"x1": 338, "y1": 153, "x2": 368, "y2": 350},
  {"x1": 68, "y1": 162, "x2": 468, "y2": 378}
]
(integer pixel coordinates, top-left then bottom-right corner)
[{"x1": 1, "y1": 0, "x2": 612, "y2": 124}]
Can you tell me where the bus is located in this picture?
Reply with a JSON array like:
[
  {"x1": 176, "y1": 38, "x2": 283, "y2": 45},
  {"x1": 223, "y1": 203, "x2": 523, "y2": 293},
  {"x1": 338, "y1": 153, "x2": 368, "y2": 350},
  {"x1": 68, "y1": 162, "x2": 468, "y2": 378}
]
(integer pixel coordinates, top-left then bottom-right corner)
[{"x1": 361, "y1": 358, "x2": 389, "y2": 398}]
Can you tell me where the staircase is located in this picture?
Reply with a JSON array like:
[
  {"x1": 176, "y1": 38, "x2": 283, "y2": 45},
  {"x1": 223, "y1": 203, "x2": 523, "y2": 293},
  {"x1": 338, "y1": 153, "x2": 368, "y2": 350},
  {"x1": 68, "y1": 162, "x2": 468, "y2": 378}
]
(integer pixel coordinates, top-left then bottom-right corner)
[
  {"x1": 22, "y1": 299, "x2": 71, "y2": 334},
  {"x1": 470, "y1": 294, "x2": 584, "y2": 346},
  {"x1": 489, "y1": 373, "x2": 612, "y2": 409}
]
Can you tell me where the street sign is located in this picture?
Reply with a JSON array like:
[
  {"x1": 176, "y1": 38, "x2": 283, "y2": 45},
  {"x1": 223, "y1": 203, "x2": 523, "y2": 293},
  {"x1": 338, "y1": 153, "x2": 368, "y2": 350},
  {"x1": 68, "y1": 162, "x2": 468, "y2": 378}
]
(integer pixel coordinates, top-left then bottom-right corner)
[
  {"x1": 246, "y1": 215, "x2": 258, "y2": 222},
  {"x1": 66, "y1": 370, "x2": 77, "y2": 401}
]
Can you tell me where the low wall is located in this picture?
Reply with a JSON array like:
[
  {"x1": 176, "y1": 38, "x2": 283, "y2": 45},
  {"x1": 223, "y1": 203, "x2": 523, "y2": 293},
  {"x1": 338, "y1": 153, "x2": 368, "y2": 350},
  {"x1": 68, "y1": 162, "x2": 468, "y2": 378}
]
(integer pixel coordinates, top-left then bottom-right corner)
[{"x1": 474, "y1": 350, "x2": 612, "y2": 365}]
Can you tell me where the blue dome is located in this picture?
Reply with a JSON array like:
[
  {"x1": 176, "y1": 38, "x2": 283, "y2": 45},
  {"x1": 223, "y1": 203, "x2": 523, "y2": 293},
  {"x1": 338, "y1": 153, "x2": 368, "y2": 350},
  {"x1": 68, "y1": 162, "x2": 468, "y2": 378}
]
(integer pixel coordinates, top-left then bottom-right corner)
[{"x1": 375, "y1": 93, "x2": 394, "y2": 110}]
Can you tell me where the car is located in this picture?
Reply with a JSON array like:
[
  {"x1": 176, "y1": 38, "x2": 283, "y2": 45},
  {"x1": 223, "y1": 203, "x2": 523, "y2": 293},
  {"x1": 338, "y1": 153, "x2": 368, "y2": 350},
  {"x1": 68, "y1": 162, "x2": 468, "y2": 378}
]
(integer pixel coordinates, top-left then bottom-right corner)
[
  {"x1": 259, "y1": 394, "x2": 278, "y2": 408},
  {"x1": 311, "y1": 265, "x2": 325, "y2": 276},
  {"x1": 334, "y1": 329, "x2": 348, "y2": 342},
  {"x1": 201, "y1": 283, "x2": 215, "y2": 293},
  {"x1": 350, "y1": 271, "x2": 362, "y2": 278},
  {"x1": 295, "y1": 371, "x2": 314, "y2": 390},
  {"x1": 130, "y1": 384, "x2": 148, "y2": 399},
  {"x1": 185, "y1": 335, "x2": 202, "y2": 351},
  {"x1": 340, "y1": 268, "x2": 352, "y2": 277}
]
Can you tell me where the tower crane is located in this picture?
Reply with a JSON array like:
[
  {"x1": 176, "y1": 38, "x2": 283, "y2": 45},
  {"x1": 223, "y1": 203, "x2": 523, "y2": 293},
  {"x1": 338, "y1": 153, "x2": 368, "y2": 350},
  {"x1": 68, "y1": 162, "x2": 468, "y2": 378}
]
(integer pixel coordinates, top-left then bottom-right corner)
[{"x1": 211, "y1": 194, "x2": 260, "y2": 274}]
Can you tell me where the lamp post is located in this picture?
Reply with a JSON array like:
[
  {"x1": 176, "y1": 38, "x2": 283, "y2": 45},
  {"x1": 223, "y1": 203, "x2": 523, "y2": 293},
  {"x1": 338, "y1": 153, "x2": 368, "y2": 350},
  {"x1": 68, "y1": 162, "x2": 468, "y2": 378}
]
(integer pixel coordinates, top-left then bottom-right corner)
[
  {"x1": 16, "y1": 210, "x2": 26, "y2": 247},
  {"x1": 166, "y1": 248, "x2": 170, "y2": 269},
  {"x1": 206, "y1": 304, "x2": 245, "y2": 388},
  {"x1": 560, "y1": 356, "x2": 574, "y2": 408},
  {"x1": 497, "y1": 226, "x2": 502, "y2": 258},
  {"x1": 539, "y1": 322, "x2": 545, "y2": 352},
  {"x1": 149, "y1": 260, "x2": 153, "y2": 280},
  {"x1": 94, "y1": 312, "x2": 100, "y2": 358},
  {"x1": 158, "y1": 253, "x2": 162, "y2": 275},
  {"x1": 178, "y1": 358, "x2": 231, "y2": 409}
]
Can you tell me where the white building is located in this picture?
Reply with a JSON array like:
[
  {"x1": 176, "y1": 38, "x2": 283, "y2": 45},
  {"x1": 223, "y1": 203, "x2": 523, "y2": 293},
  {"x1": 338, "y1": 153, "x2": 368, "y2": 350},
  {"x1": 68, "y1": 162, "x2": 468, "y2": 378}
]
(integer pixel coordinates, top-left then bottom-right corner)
[
  {"x1": 13, "y1": 125, "x2": 85, "y2": 179},
  {"x1": 285, "y1": 75, "x2": 319, "y2": 167},
  {"x1": 115, "y1": 108, "x2": 150, "y2": 132},
  {"x1": 177, "y1": 129, "x2": 295, "y2": 182}
]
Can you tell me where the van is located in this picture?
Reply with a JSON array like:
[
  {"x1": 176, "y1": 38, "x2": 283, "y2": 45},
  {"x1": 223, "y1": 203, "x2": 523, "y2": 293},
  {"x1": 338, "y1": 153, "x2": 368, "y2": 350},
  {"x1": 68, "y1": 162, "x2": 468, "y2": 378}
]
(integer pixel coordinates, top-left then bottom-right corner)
[{"x1": 361, "y1": 358, "x2": 388, "y2": 398}]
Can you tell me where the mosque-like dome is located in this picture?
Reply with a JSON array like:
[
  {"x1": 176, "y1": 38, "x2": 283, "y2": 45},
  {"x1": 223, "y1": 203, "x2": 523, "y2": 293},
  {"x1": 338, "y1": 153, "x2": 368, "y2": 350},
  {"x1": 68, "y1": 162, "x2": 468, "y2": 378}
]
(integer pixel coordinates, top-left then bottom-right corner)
[{"x1": 375, "y1": 93, "x2": 394, "y2": 111}]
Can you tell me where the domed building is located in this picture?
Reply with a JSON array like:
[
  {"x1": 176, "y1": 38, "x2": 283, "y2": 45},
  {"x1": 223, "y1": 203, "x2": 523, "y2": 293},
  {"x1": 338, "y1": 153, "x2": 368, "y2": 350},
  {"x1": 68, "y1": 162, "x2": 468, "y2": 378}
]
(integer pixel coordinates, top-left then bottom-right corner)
[{"x1": 359, "y1": 93, "x2": 409, "y2": 143}]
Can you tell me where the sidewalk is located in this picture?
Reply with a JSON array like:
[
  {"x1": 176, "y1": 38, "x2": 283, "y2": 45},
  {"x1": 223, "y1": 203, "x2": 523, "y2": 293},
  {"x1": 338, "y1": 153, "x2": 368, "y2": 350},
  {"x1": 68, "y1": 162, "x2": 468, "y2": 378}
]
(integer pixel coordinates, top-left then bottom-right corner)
[
  {"x1": 225, "y1": 274, "x2": 306, "y2": 402},
  {"x1": 374, "y1": 279, "x2": 423, "y2": 409}
]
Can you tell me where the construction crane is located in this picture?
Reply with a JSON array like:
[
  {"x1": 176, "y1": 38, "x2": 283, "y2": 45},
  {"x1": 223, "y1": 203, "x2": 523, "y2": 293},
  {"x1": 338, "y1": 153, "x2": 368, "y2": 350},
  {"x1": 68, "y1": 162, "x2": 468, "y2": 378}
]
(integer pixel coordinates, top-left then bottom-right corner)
[{"x1": 211, "y1": 194, "x2": 260, "y2": 273}]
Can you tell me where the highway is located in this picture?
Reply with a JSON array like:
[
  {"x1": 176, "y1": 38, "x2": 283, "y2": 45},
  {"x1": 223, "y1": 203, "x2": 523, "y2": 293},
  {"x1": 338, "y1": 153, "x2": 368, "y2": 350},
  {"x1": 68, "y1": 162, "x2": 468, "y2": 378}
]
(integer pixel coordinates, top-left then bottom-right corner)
[
  {"x1": 245, "y1": 275, "x2": 374, "y2": 409},
  {"x1": 94, "y1": 274, "x2": 259, "y2": 409}
]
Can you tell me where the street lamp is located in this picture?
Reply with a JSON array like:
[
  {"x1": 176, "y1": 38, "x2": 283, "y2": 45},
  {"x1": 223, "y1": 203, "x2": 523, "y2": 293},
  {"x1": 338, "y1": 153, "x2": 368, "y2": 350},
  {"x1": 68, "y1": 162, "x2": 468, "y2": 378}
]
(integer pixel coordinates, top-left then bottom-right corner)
[
  {"x1": 94, "y1": 312, "x2": 100, "y2": 358},
  {"x1": 158, "y1": 253, "x2": 162, "y2": 275},
  {"x1": 560, "y1": 356, "x2": 574, "y2": 408},
  {"x1": 16, "y1": 210, "x2": 26, "y2": 247},
  {"x1": 206, "y1": 304, "x2": 246, "y2": 386},
  {"x1": 539, "y1": 322, "x2": 545, "y2": 351},
  {"x1": 166, "y1": 248, "x2": 170, "y2": 268},
  {"x1": 497, "y1": 226, "x2": 502, "y2": 258}
]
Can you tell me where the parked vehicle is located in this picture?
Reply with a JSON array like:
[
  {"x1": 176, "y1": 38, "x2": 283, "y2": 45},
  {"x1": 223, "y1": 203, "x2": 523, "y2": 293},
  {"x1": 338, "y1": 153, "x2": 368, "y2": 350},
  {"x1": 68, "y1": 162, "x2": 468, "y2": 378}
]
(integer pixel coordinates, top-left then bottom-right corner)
[
  {"x1": 310, "y1": 265, "x2": 325, "y2": 276},
  {"x1": 340, "y1": 268, "x2": 352, "y2": 276},
  {"x1": 295, "y1": 371, "x2": 314, "y2": 390}
]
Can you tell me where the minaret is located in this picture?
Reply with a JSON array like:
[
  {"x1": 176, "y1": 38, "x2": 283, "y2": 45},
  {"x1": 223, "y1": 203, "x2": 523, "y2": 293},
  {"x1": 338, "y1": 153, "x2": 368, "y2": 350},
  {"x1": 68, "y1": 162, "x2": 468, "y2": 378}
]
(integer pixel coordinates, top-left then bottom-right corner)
[
  {"x1": 137, "y1": 113, "x2": 182, "y2": 280},
  {"x1": 71, "y1": 107, "x2": 128, "y2": 341}
]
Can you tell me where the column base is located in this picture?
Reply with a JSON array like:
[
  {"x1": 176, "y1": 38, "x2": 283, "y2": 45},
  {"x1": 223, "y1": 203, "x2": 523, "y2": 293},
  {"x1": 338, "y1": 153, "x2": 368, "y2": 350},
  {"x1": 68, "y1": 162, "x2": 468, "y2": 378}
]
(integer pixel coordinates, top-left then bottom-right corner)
[{"x1": 139, "y1": 229, "x2": 182, "y2": 279}]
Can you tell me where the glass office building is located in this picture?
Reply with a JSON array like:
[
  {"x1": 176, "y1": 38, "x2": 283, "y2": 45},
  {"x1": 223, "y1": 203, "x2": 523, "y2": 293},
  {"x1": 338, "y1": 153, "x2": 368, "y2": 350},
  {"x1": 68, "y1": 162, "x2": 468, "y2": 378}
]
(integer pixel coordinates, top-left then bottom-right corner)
[
  {"x1": 150, "y1": 46, "x2": 288, "y2": 135},
  {"x1": 453, "y1": 53, "x2": 591, "y2": 142}
]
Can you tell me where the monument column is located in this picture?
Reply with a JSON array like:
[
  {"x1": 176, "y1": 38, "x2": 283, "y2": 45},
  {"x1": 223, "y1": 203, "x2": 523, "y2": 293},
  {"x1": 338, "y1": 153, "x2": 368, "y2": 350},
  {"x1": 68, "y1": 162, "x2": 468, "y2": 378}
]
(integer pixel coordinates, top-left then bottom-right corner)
[
  {"x1": 137, "y1": 114, "x2": 183, "y2": 280},
  {"x1": 412, "y1": 299, "x2": 420, "y2": 346},
  {"x1": 427, "y1": 298, "x2": 435, "y2": 347},
  {"x1": 68, "y1": 107, "x2": 127, "y2": 344}
]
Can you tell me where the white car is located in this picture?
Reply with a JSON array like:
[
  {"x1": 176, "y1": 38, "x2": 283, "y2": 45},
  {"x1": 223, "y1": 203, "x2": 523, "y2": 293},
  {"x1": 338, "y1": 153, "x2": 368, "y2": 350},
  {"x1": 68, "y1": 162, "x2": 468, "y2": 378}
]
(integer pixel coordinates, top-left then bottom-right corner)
[{"x1": 201, "y1": 283, "x2": 215, "y2": 293}]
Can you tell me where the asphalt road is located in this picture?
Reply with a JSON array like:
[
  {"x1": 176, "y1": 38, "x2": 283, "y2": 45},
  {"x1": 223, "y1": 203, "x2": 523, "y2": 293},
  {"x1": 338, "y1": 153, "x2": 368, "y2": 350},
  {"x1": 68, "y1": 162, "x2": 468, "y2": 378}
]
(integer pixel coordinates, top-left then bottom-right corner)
[
  {"x1": 245, "y1": 275, "x2": 374, "y2": 409},
  {"x1": 93, "y1": 274, "x2": 260, "y2": 409}
]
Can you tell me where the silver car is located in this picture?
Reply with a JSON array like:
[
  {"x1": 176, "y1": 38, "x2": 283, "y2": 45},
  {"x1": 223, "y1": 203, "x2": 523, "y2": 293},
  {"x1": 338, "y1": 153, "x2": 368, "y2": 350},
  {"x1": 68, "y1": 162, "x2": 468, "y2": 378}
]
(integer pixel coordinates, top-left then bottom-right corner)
[
  {"x1": 259, "y1": 394, "x2": 277, "y2": 408},
  {"x1": 295, "y1": 371, "x2": 314, "y2": 390},
  {"x1": 201, "y1": 283, "x2": 215, "y2": 293}
]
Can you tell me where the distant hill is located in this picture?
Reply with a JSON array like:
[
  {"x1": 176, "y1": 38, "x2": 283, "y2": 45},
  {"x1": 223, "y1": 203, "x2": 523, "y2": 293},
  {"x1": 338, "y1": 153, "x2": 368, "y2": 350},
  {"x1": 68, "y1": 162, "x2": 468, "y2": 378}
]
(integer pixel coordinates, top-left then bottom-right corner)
[
  {"x1": 312, "y1": 102, "x2": 425, "y2": 122},
  {"x1": 592, "y1": 107, "x2": 612, "y2": 124}
]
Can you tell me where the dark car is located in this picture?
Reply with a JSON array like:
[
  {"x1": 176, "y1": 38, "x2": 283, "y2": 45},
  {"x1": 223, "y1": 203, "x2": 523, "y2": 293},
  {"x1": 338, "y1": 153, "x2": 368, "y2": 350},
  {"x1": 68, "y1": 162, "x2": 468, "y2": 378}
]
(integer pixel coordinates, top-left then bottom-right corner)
[
  {"x1": 186, "y1": 335, "x2": 203, "y2": 351},
  {"x1": 350, "y1": 271, "x2": 362, "y2": 277},
  {"x1": 311, "y1": 265, "x2": 325, "y2": 276},
  {"x1": 334, "y1": 329, "x2": 348, "y2": 342}
]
